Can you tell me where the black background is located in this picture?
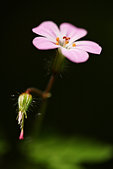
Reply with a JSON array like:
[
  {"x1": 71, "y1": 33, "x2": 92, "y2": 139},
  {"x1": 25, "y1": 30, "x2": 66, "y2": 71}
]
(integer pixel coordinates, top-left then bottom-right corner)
[{"x1": 1, "y1": 0, "x2": 113, "y2": 168}]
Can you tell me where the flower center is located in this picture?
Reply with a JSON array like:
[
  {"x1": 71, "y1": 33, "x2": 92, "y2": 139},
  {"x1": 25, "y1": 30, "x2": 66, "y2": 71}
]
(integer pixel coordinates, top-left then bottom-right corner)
[{"x1": 55, "y1": 36, "x2": 76, "y2": 48}]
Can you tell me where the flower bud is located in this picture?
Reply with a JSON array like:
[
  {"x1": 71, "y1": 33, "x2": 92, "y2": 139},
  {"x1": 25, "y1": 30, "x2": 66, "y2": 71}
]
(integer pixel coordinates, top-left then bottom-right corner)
[
  {"x1": 17, "y1": 93, "x2": 32, "y2": 140},
  {"x1": 18, "y1": 93, "x2": 32, "y2": 113}
]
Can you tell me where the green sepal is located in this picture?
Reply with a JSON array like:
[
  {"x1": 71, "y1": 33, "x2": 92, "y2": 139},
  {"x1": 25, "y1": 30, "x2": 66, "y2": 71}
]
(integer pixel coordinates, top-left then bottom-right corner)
[
  {"x1": 18, "y1": 93, "x2": 32, "y2": 113},
  {"x1": 52, "y1": 48, "x2": 65, "y2": 73}
]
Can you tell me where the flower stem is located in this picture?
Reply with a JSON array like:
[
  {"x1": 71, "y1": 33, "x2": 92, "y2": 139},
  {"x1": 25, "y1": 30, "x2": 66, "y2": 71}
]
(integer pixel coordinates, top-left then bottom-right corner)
[
  {"x1": 25, "y1": 72, "x2": 56, "y2": 100},
  {"x1": 25, "y1": 88, "x2": 43, "y2": 97},
  {"x1": 26, "y1": 73, "x2": 56, "y2": 139},
  {"x1": 43, "y1": 73, "x2": 56, "y2": 95},
  {"x1": 32, "y1": 99, "x2": 48, "y2": 138},
  {"x1": 25, "y1": 52, "x2": 64, "y2": 139}
]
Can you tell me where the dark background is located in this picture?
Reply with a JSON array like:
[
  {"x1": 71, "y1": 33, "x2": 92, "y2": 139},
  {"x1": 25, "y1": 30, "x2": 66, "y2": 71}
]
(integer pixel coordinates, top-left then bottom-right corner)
[{"x1": 1, "y1": 0, "x2": 113, "y2": 168}]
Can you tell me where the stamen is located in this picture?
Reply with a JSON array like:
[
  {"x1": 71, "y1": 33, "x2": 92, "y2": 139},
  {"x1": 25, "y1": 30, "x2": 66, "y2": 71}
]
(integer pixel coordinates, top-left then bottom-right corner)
[
  {"x1": 65, "y1": 40, "x2": 69, "y2": 44},
  {"x1": 56, "y1": 36, "x2": 71, "y2": 47},
  {"x1": 62, "y1": 36, "x2": 70, "y2": 47},
  {"x1": 56, "y1": 37, "x2": 59, "y2": 42},
  {"x1": 56, "y1": 42, "x2": 59, "y2": 45},
  {"x1": 56, "y1": 37, "x2": 59, "y2": 45},
  {"x1": 72, "y1": 43, "x2": 76, "y2": 47}
]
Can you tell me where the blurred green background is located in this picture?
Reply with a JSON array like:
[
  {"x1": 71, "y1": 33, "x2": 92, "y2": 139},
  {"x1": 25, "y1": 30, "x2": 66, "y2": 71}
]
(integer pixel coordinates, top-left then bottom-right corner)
[{"x1": 1, "y1": 0, "x2": 113, "y2": 168}]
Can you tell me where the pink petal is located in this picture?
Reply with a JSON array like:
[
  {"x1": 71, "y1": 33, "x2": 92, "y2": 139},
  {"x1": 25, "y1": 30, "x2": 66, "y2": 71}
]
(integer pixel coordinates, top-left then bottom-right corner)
[
  {"x1": 76, "y1": 41, "x2": 102, "y2": 54},
  {"x1": 60, "y1": 23, "x2": 87, "y2": 42},
  {"x1": 32, "y1": 21, "x2": 60, "y2": 41},
  {"x1": 32, "y1": 37, "x2": 59, "y2": 50},
  {"x1": 61, "y1": 48, "x2": 89, "y2": 63}
]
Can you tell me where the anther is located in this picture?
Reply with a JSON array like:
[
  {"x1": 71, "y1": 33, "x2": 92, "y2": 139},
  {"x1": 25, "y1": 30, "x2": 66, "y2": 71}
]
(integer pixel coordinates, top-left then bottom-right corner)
[
  {"x1": 65, "y1": 40, "x2": 69, "y2": 44},
  {"x1": 56, "y1": 37, "x2": 59, "y2": 42},
  {"x1": 56, "y1": 42, "x2": 59, "y2": 45},
  {"x1": 63, "y1": 36, "x2": 66, "y2": 39},
  {"x1": 72, "y1": 43, "x2": 76, "y2": 47},
  {"x1": 56, "y1": 37, "x2": 59, "y2": 45}
]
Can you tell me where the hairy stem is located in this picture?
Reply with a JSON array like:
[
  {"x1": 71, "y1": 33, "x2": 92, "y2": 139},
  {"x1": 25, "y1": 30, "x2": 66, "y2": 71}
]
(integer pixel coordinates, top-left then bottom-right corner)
[
  {"x1": 26, "y1": 73, "x2": 56, "y2": 139},
  {"x1": 43, "y1": 73, "x2": 56, "y2": 95},
  {"x1": 25, "y1": 52, "x2": 64, "y2": 138}
]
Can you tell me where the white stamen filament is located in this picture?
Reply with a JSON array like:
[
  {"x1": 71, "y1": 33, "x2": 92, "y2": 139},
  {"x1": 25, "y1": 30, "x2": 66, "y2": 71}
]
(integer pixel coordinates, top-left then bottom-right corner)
[{"x1": 18, "y1": 111, "x2": 22, "y2": 124}]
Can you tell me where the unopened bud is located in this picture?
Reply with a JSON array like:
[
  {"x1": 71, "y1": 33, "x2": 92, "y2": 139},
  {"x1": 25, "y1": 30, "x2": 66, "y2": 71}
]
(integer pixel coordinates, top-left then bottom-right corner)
[
  {"x1": 18, "y1": 93, "x2": 32, "y2": 113},
  {"x1": 17, "y1": 93, "x2": 32, "y2": 140}
]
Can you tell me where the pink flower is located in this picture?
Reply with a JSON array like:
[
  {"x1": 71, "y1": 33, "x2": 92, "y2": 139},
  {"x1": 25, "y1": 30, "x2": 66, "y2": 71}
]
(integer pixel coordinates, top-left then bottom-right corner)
[
  {"x1": 19, "y1": 129, "x2": 24, "y2": 140},
  {"x1": 32, "y1": 21, "x2": 102, "y2": 63}
]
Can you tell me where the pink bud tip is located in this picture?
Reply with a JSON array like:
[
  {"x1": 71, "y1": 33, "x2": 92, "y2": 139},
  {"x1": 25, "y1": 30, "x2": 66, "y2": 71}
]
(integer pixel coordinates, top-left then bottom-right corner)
[{"x1": 19, "y1": 129, "x2": 24, "y2": 140}]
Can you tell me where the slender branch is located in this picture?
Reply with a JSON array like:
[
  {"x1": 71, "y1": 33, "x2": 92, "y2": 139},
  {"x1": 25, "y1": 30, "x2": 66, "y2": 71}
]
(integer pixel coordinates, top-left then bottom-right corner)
[
  {"x1": 30, "y1": 73, "x2": 56, "y2": 139},
  {"x1": 42, "y1": 73, "x2": 56, "y2": 99},
  {"x1": 25, "y1": 73, "x2": 56, "y2": 100},
  {"x1": 25, "y1": 87, "x2": 43, "y2": 97},
  {"x1": 45, "y1": 74, "x2": 55, "y2": 93}
]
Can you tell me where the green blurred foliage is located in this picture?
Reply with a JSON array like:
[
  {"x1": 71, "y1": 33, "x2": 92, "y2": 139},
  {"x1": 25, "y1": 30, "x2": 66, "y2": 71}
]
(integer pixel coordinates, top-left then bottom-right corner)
[
  {"x1": 0, "y1": 139, "x2": 9, "y2": 156},
  {"x1": 22, "y1": 134, "x2": 113, "y2": 169}
]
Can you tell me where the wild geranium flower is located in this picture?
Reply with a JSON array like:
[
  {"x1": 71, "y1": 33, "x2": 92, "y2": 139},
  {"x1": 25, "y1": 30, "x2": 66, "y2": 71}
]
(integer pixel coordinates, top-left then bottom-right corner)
[{"x1": 32, "y1": 21, "x2": 102, "y2": 63}]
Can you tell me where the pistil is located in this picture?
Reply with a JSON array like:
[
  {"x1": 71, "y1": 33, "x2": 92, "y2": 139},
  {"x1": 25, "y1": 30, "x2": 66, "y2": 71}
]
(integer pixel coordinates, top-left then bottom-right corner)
[{"x1": 63, "y1": 36, "x2": 70, "y2": 47}]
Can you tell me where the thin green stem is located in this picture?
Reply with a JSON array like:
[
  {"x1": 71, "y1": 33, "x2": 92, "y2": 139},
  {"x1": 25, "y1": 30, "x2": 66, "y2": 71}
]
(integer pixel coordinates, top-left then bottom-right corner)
[
  {"x1": 25, "y1": 73, "x2": 56, "y2": 139},
  {"x1": 25, "y1": 52, "x2": 64, "y2": 139},
  {"x1": 32, "y1": 99, "x2": 48, "y2": 138},
  {"x1": 32, "y1": 73, "x2": 56, "y2": 138}
]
